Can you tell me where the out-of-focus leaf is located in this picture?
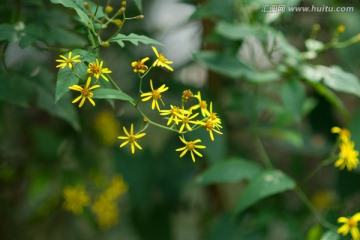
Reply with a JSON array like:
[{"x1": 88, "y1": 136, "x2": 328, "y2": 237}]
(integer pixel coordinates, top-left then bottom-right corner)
[
  {"x1": 244, "y1": 71, "x2": 281, "y2": 83},
  {"x1": 234, "y1": 170, "x2": 295, "y2": 215},
  {"x1": 131, "y1": 0, "x2": 143, "y2": 12},
  {"x1": 0, "y1": 23, "x2": 15, "y2": 42},
  {"x1": 281, "y1": 79, "x2": 305, "y2": 123},
  {"x1": 193, "y1": 51, "x2": 253, "y2": 79},
  {"x1": 320, "y1": 231, "x2": 339, "y2": 240},
  {"x1": 110, "y1": 33, "x2": 164, "y2": 48},
  {"x1": 50, "y1": 0, "x2": 92, "y2": 28},
  {"x1": 321, "y1": 65, "x2": 360, "y2": 98},
  {"x1": 0, "y1": 74, "x2": 31, "y2": 107},
  {"x1": 195, "y1": 158, "x2": 262, "y2": 185},
  {"x1": 92, "y1": 89, "x2": 134, "y2": 102},
  {"x1": 261, "y1": 127, "x2": 303, "y2": 147},
  {"x1": 302, "y1": 65, "x2": 360, "y2": 98},
  {"x1": 306, "y1": 224, "x2": 323, "y2": 240},
  {"x1": 215, "y1": 21, "x2": 268, "y2": 41},
  {"x1": 190, "y1": 0, "x2": 235, "y2": 21},
  {"x1": 55, "y1": 49, "x2": 96, "y2": 102},
  {"x1": 306, "y1": 81, "x2": 349, "y2": 118},
  {"x1": 305, "y1": 39, "x2": 324, "y2": 52}
]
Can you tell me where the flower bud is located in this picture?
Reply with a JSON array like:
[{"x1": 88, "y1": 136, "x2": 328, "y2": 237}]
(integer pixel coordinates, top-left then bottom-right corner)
[
  {"x1": 337, "y1": 25, "x2": 345, "y2": 33},
  {"x1": 84, "y1": 2, "x2": 90, "y2": 9},
  {"x1": 113, "y1": 19, "x2": 123, "y2": 26},
  {"x1": 101, "y1": 41, "x2": 110, "y2": 47},
  {"x1": 135, "y1": 15, "x2": 144, "y2": 20},
  {"x1": 105, "y1": 5, "x2": 114, "y2": 14}
]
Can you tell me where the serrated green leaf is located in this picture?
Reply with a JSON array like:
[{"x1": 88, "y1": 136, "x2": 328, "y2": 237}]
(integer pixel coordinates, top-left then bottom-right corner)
[
  {"x1": 195, "y1": 158, "x2": 262, "y2": 186},
  {"x1": 50, "y1": 0, "x2": 92, "y2": 28},
  {"x1": 92, "y1": 89, "x2": 134, "y2": 102},
  {"x1": 234, "y1": 170, "x2": 295, "y2": 215},
  {"x1": 193, "y1": 51, "x2": 253, "y2": 79},
  {"x1": 55, "y1": 49, "x2": 96, "y2": 102},
  {"x1": 110, "y1": 33, "x2": 164, "y2": 48},
  {"x1": 131, "y1": 0, "x2": 142, "y2": 12}
]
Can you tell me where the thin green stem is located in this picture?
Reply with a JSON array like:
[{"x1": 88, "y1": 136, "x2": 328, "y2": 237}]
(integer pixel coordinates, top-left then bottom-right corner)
[
  {"x1": 106, "y1": 74, "x2": 178, "y2": 133},
  {"x1": 295, "y1": 189, "x2": 338, "y2": 230},
  {"x1": 255, "y1": 136, "x2": 273, "y2": 169},
  {"x1": 301, "y1": 157, "x2": 336, "y2": 186}
]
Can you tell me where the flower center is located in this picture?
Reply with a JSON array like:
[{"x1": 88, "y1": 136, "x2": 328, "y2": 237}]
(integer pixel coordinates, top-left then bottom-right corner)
[
  {"x1": 200, "y1": 101, "x2": 207, "y2": 109},
  {"x1": 158, "y1": 54, "x2": 166, "y2": 62},
  {"x1": 152, "y1": 89, "x2": 161, "y2": 99},
  {"x1": 81, "y1": 87, "x2": 93, "y2": 97},
  {"x1": 347, "y1": 218, "x2": 357, "y2": 228},
  {"x1": 171, "y1": 106, "x2": 179, "y2": 115},
  {"x1": 205, "y1": 120, "x2": 214, "y2": 130},
  {"x1": 128, "y1": 135, "x2": 136, "y2": 143},
  {"x1": 210, "y1": 113, "x2": 218, "y2": 121},
  {"x1": 89, "y1": 63, "x2": 101, "y2": 75},
  {"x1": 186, "y1": 141, "x2": 195, "y2": 151},
  {"x1": 183, "y1": 117, "x2": 189, "y2": 124}
]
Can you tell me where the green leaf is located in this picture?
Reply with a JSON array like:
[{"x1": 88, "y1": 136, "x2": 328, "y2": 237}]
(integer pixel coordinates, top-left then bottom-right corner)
[
  {"x1": 281, "y1": 79, "x2": 305, "y2": 123},
  {"x1": 0, "y1": 23, "x2": 15, "y2": 42},
  {"x1": 302, "y1": 65, "x2": 360, "y2": 98},
  {"x1": 306, "y1": 225, "x2": 323, "y2": 240},
  {"x1": 305, "y1": 39, "x2": 324, "y2": 52},
  {"x1": 55, "y1": 49, "x2": 96, "y2": 102},
  {"x1": 131, "y1": 0, "x2": 143, "y2": 12},
  {"x1": 50, "y1": 0, "x2": 92, "y2": 28},
  {"x1": 320, "y1": 231, "x2": 339, "y2": 240},
  {"x1": 110, "y1": 33, "x2": 164, "y2": 48},
  {"x1": 193, "y1": 51, "x2": 253, "y2": 79},
  {"x1": 195, "y1": 158, "x2": 262, "y2": 185},
  {"x1": 321, "y1": 66, "x2": 360, "y2": 98},
  {"x1": 306, "y1": 81, "x2": 349, "y2": 118},
  {"x1": 215, "y1": 21, "x2": 268, "y2": 42},
  {"x1": 234, "y1": 169, "x2": 295, "y2": 215},
  {"x1": 0, "y1": 74, "x2": 31, "y2": 107},
  {"x1": 92, "y1": 89, "x2": 134, "y2": 102}
]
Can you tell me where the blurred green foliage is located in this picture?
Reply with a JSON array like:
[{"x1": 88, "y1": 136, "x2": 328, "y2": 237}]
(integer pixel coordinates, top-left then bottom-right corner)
[{"x1": 1, "y1": 0, "x2": 360, "y2": 239}]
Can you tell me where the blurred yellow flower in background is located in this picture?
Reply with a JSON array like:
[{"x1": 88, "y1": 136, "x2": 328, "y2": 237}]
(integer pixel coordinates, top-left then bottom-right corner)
[{"x1": 63, "y1": 185, "x2": 90, "y2": 214}]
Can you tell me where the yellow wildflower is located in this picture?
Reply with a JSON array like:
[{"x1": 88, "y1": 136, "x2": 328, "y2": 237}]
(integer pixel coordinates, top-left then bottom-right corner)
[
  {"x1": 207, "y1": 102, "x2": 221, "y2": 124},
  {"x1": 176, "y1": 136, "x2": 206, "y2": 162},
  {"x1": 69, "y1": 77, "x2": 100, "y2": 107},
  {"x1": 87, "y1": 58, "x2": 112, "y2": 81},
  {"x1": 175, "y1": 109, "x2": 199, "y2": 133},
  {"x1": 192, "y1": 91, "x2": 210, "y2": 117},
  {"x1": 331, "y1": 126, "x2": 351, "y2": 143},
  {"x1": 117, "y1": 123, "x2": 146, "y2": 154},
  {"x1": 55, "y1": 51, "x2": 81, "y2": 69},
  {"x1": 334, "y1": 140, "x2": 359, "y2": 171},
  {"x1": 93, "y1": 110, "x2": 121, "y2": 146},
  {"x1": 141, "y1": 79, "x2": 169, "y2": 111},
  {"x1": 160, "y1": 105, "x2": 188, "y2": 126},
  {"x1": 63, "y1": 185, "x2": 90, "y2": 214},
  {"x1": 131, "y1": 57, "x2": 149, "y2": 74},
  {"x1": 337, "y1": 213, "x2": 360, "y2": 240},
  {"x1": 152, "y1": 46, "x2": 173, "y2": 71},
  {"x1": 103, "y1": 175, "x2": 128, "y2": 200},
  {"x1": 92, "y1": 195, "x2": 119, "y2": 229},
  {"x1": 198, "y1": 119, "x2": 223, "y2": 141}
]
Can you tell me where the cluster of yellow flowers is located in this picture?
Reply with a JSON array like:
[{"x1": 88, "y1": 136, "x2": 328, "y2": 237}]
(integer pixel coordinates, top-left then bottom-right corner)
[
  {"x1": 331, "y1": 126, "x2": 359, "y2": 171},
  {"x1": 55, "y1": 45, "x2": 223, "y2": 162},
  {"x1": 62, "y1": 175, "x2": 128, "y2": 229}
]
